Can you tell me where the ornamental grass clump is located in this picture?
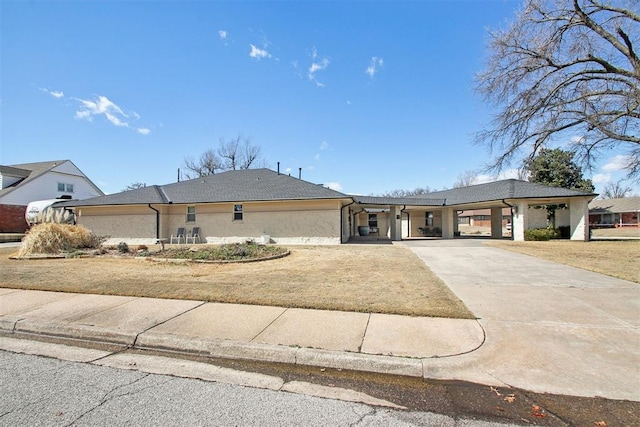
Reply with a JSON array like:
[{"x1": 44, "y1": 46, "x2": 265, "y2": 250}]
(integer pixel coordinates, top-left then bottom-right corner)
[{"x1": 18, "y1": 223, "x2": 102, "y2": 256}]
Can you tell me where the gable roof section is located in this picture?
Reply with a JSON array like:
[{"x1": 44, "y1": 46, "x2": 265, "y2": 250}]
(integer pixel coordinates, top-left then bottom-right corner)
[
  {"x1": 0, "y1": 160, "x2": 104, "y2": 199},
  {"x1": 0, "y1": 160, "x2": 67, "y2": 198},
  {"x1": 63, "y1": 168, "x2": 349, "y2": 207},
  {"x1": 0, "y1": 165, "x2": 31, "y2": 179},
  {"x1": 416, "y1": 179, "x2": 595, "y2": 206},
  {"x1": 589, "y1": 197, "x2": 640, "y2": 213}
]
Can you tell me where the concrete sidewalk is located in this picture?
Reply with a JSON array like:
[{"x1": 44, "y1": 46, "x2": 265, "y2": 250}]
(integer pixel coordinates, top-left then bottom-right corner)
[
  {"x1": 0, "y1": 288, "x2": 483, "y2": 378},
  {"x1": 1, "y1": 238, "x2": 638, "y2": 402}
]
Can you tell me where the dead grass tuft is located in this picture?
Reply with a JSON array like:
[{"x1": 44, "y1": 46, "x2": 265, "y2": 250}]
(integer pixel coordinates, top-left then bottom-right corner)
[{"x1": 18, "y1": 223, "x2": 102, "y2": 256}]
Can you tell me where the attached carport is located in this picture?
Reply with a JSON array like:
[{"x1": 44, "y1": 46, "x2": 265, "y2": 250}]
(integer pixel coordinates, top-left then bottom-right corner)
[{"x1": 345, "y1": 179, "x2": 596, "y2": 242}]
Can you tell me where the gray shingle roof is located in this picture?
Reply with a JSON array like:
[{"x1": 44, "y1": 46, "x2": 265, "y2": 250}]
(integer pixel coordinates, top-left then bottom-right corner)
[
  {"x1": 589, "y1": 197, "x2": 640, "y2": 213},
  {"x1": 62, "y1": 168, "x2": 349, "y2": 207},
  {"x1": 351, "y1": 195, "x2": 446, "y2": 206},
  {"x1": 415, "y1": 179, "x2": 595, "y2": 206}
]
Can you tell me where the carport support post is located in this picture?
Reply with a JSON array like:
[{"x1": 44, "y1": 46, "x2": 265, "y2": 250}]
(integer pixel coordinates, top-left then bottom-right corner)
[
  {"x1": 441, "y1": 207, "x2": 455, "y2": 239},
  {"x1": 512, "y1": 201, "x2": 528, "y2": 241},
  {"x1": 569, "y1": 197, "x2": 591, "y2": 241},
  {"x1": 491, "y1": 207, "x2": 503, "y2": 238},
  {"x1": 389, "y1": 205, "x2": 402, "y2": 241}
]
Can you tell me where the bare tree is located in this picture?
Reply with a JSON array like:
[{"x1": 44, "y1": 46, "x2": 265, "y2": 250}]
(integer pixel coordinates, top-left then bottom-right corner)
[
  {"x1": 476, "y1": 0, "x2": 640, "y2": 179},
  {"x1": 218, "y1": 135, "x2": 262, "y2": 170},
  {"x1": 453, "y1": 170, "x2": 478, "y2": 188},
  {"x1": 183, "y1": 149, "x2": 222, "y2": 178},
  {"x1": 183, "y1": 135, "x2": 263, "y2": 178},
  {"x1": 601, "y1": 179, "x2": 633, "y2": 198},
  {"x1": 122, "y1": 182, "x2": 146, "y2": 191},
  {"x1": 377, "y1": 187, "x2": 434, "y2": 197}
]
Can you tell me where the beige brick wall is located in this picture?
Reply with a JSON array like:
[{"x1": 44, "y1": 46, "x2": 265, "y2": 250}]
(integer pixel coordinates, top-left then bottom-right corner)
[{"x1": 77, "y1": 200, "x2": 343, "y2": 244}]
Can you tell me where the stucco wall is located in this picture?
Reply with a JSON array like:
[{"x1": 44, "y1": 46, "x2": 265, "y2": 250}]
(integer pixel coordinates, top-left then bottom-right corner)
[{"x1": 527, "y1": 205, "x2": 570, "y2": 229}]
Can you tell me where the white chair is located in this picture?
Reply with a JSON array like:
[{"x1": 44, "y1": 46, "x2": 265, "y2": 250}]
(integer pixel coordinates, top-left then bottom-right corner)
[
  {"x1": 170, "y1": 227, "x2": 185, "y2": 244},
  {"x1": 186, "y1": 227, "x2": 200, "y2": 244}
]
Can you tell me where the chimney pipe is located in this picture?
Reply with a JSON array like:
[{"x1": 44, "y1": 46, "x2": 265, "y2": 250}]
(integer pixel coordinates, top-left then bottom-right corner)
[
  {"x1": 177, "y1": 168, "x2": 180, "y2": 182},
  {"x1": 277, "y1": 162, "x2": 280, "y2": 175},
  {"x1": 298, "y1": 167, "x2": 302, "y2": 179}
]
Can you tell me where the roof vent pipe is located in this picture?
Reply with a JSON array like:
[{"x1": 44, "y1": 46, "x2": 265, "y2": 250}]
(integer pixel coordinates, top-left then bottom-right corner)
[
  {"x1": 277, "y1": 162, "x2": 280, "y2": 175},
  {"x1": 298, "y1": 167, "x2": 302, "y2": 179}
]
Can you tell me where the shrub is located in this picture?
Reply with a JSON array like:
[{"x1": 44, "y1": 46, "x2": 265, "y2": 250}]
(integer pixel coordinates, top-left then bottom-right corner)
[
  {"x1": 524, "y1": 228, "x2": 560, "y2": 241},
  {"x1": 117, "y1": 242, "x2": 130, "y2": 253},
  {"x1": 18, "y1": 223, "x2": 102, "y2": 256}
]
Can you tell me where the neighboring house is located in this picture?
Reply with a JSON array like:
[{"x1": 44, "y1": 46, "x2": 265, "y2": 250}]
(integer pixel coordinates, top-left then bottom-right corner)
[
  {"x1": 589, "y1": 197, "x2": 640, "y2": 228},
  {"x1": 0, "y1": 160, "x2": 104, "y2": 233},
  {"x1": 60, "y1": 168, "x2": 596, "y2": 244},
  {"x1": 457, "y1": 208, "x2": 512, "y2": 229}
]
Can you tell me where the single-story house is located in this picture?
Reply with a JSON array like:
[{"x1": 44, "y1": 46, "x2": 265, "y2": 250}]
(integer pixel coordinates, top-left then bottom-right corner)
[
  {"x1": 0, "y1": 160, "x2": 104, "y2": 233},
  {"x1": 59, "y1": 168, "x2": 596, "y2": 244},
  {"x1": 589, "y1": 197, "x2": 640, "y2": 228}
]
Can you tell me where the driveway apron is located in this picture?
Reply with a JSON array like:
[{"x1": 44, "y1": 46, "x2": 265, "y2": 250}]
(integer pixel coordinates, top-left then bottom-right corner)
[{"x1": 399, "y1": 239, "x2": 640, "y2": 401}]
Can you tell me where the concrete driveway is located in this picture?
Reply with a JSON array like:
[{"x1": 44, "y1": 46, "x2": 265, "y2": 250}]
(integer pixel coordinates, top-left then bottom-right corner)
[{"x1": 399, "y1": 239, "x2": 640, "y2": 401}]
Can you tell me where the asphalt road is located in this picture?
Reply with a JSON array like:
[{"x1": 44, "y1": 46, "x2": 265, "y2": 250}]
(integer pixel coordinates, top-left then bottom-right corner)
[{"x1": 0, "y1": 349, "x2": 525, "y2": 427}]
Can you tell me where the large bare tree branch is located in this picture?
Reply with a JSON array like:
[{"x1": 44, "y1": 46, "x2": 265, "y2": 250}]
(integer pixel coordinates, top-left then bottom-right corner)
[{"x1": 476, "y1": 0, "x2": 640, "y2": 180}]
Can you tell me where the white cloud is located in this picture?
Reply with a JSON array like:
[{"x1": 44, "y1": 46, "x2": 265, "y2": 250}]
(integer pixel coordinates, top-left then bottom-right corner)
[
  {"x1": 249, "y1": 44, "x2": 271, "y2": 59},
  {"x1": 73, "y1": 94, "x2": 149, "y2": 134},
  {"x1": 365, "y1": 56, "x2": 384, "y2": 79},
  {"x1": 218, "y1": 30, "x2": 228, "y2": 40},
  {"x1": 320, "y1": 141, "x2": 329, "y2": 150},
  {"x1": 325, "y1": 182, "x2": 342, "y2": 191},
  {"x1": 285, "y1": 167, "x2": 292, "y2": 173},
  {"x1": 40, "y1": 88, "x2": 64, "y2": 98},
  {"x1": 602, "y1": 155, "x2": 632, "y2": 172},
  {"x1": 307, "y1": 47, "x2": 330, "y2": 86},
  {"x1": 314, "y1": 154, "x2": 321, "y2": 160},
  {"x1": 592, "y1": 173, "x2": 611, "y2": 184}
]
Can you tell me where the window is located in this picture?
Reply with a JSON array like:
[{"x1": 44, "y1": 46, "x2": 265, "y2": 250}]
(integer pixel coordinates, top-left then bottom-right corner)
[
  {"x1": 368, "y1": 213, "x2": 378, "y2": 228},
  {"x1": 233, "y1": 204, "x2": 243, "y2": 221},
  {"x1": 425, "y1": 211, "x2": 434, "y2": 226},
  {"x1": 458, "y1": 217, "x2": 470, "y2": 225},
  {"x1": 57, "y1": 183, "x2": 74, "y2": 193},
  {"x1": 186, "y1": 206, "x2": 196, "y2": 222}
]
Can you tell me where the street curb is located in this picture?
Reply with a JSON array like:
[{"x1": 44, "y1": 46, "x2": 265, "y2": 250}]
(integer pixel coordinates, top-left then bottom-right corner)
[
  {"x1": 295, "y1": 347, "x2": 423, "y2": 377},
  {"x1": 135, "y1": 332, "x2": 298, "y2": 364},
  {"x1": 135, "y1": 331, "x2": 424, "y2": 377},
  {"x1": 13, "y1": 319, "x2": 138, "y2": 346},
  {"x1": 3, "y1": 324, "x2": 429, "y2": 378}
]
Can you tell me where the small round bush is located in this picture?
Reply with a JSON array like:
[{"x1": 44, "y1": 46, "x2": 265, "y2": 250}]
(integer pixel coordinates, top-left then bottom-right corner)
[{"x1": 117, "y1": 242, "x2": 130, "y2": 253}]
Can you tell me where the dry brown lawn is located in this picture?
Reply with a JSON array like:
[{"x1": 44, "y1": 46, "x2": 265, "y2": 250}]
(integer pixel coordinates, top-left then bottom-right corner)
[
  {"x1": 0, "y1": 244, "x2": 474, "y2": 319},
  {"x1": 484, "y1": 240, "x2": 640, "y2": 283}
]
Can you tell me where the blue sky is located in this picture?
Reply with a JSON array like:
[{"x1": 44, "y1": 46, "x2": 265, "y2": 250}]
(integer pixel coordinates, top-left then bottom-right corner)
[{"x1": 1, "y1": 0, "x2": 636, "y2": 196}]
